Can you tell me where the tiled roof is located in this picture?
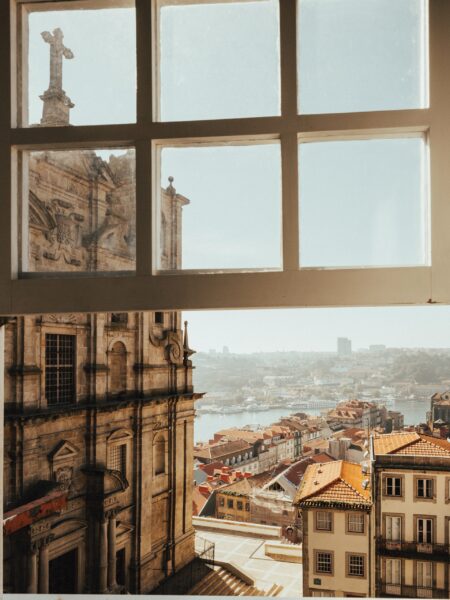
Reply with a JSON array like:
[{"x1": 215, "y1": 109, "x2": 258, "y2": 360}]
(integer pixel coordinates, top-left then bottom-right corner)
[
  {"x1": 218, "y1": 477, "x2": 253, "y2": 496},
  {"x1": 295, "y1": 460, "x2": 371, "y2": 506},
  {"x1": 373, "y1": 432, "x2": 450, "y2": 457}
]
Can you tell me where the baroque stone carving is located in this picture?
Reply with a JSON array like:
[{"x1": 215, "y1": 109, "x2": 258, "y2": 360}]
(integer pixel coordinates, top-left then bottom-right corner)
[{"x1": 54, "y1": 466, "x2": 73, "y2": 491}]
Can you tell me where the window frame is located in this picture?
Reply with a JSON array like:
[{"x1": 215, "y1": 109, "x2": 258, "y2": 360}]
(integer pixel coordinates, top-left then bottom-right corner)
[
  {"x1": 314, "y1": 549, "x2": 334, "y2": 576},
  {"x1": 346, "y1": 553, "x2": 366, "y2": 579},
  {"x1": 346, "y1": 512, "x2": 365, "y2": 534},
  {"x1": 2, "y1": 0, "x2": 449, "y2": 315},
  {"x1": 44, "y1": 331, "x2": 76, "y2": 406},
  {"x1": 415, "y1": 476, "x2": 435, "y2": 501},
  {"x1": 383, "y1": 474, "x2": 404, "y2": 499},
  {"x1": 315, "y1": 510, "x2": 333, "y2": 532}
]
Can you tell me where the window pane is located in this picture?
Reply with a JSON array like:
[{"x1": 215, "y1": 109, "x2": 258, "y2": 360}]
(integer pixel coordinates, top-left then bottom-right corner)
[
  {"x1": 22, "y1": 148, "x2": 136, "y2": 273},
  {"x1": 298, "y1": 0, "x2": 427, "y2": 114},
  {"x1": 157, "y1": 0, "x2": 280, "y2": 121},
  {"x1": 158, "y1": 143, "x2": 281, "y2": 271},
  {"x1": 25, "y1": 3, "x2": 136, "y2": 127},
  {"x1": 299, "y1": 137, "x2": 428, "y2": 268}
]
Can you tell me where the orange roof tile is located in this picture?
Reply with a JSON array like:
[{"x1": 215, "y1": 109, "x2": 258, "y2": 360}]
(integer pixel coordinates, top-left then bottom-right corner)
[
  {"x1": 373, "y1": 432, "x2": 450, "y2": 457},
  {"x1": 295, "y1": 460, "x2": 371, "y2": 506}
]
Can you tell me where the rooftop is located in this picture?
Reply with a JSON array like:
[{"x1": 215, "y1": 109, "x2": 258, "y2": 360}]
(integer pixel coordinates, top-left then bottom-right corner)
[
  {"x1": 373, "y1": 432, "x2": 450, "y2": 457},
  {"x1": 295, "y1": 460, "x2": 372, "y2": 508}
]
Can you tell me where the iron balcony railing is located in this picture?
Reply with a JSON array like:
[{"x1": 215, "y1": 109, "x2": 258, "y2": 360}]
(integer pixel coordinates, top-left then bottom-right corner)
[
  {"x1": 377, "y1": 537, "x2": 449, "y2": 560},
  {"x1": 381, "y1": 584, "x2": 448, "y2": 598}
]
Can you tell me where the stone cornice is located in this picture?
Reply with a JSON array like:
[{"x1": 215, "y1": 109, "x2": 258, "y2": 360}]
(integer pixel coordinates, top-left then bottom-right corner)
[{"x1": 5, "y1": 391, "x2": 202, "y2": 423}]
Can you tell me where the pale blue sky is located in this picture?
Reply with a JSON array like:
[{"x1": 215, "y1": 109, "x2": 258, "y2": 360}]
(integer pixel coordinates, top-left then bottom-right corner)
[{"x1": 26, "y1": 2, "x2": 445, "y2": 352}]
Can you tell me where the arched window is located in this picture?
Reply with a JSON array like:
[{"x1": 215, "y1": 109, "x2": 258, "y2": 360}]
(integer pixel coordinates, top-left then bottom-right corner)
[
  {"x1": 154, "y1": 434, "x2": 166, "y2": 476},
  {"x1": 110, "y1": 341, "x2": 127, "y2": 395}
]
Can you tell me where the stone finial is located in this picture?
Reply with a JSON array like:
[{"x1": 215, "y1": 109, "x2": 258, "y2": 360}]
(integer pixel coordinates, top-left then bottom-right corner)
[
  {"x1": 183, "y1": 320, "x2": 195, "y2": 365},
  {"x1": 166, "y1": 176, "x2": 176, "y2": 195},
  {"x1": 40, "y1": 28, "x2": 75, "y2": 127}
]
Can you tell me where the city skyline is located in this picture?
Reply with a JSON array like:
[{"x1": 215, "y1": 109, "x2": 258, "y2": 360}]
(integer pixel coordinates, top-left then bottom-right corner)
[{"x1": 184, "y1": 306, "x2": 450, "y2": 354}]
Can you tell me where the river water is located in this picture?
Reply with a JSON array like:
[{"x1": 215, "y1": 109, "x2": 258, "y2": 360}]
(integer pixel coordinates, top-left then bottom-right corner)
[{"x1": 194, "y1": 399, "x2": 430, "y2": 444}]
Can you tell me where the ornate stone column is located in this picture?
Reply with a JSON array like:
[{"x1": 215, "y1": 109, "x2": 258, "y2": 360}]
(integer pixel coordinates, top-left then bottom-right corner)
[
  {"x1": 27, "y1": 543, "x2": 38, "y2": 593},
  {"x1": 98, "y1": 516, "x2": 108, "y2": 593},
  {"x1": 38, "y1": 537, "x2": 51, "y2": 593},
  {"x1": 107, "y1": 510, "x2": 118, "y2": 589}
]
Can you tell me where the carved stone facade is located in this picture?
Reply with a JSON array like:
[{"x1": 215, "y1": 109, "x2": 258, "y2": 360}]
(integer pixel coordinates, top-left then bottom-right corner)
[{"x1": 3, "y1": 148, "x2": 198, "y2": 592}]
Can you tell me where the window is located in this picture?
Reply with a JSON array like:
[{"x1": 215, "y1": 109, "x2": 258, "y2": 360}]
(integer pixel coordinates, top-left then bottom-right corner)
[
  {"x1": 111, "y1": 313, "x2": 128, "y2": 325},
  {"x1": 385, "y1": 476, "x2": 402, "y2": 497},
  {"x1": 153, "y1": 434, "x2": 166, "y2": 476},
  {"x1": 347, "y1": 513, "x2": 365, "y2": 534},
  {"x1": 237, "y1": 501, "x2": 243, "y2": 510},
  {"x1": 347, "y1": 554, "x2": 365, "y2": 578},
  {"x1": 154, "y1": 312, "x2": 164, "y2": 325},
  {"x1": 108, "y1": 443, "x2": 126, "y2": 478},
  {"x1": 417, "y1": 518, "x2": 433, "y2": 543},
  {"x1": 4, "y1": 0, "x2": 447, "y2": 317},
  {"x1": 227, "y1": 499, "x2": 234, "y2": 509},
  {"x1": 385, "y1": 559, "x2": 401, "y2": 585},
  {"x1": 316, "y1": 511, "x2": 332, "y2": 531},
  {"x1": 386, "y1": 516, "x2": 402, "y2": 542},
  {"x1": 416, "y1": 561, "x2": 432, "y2": 590},
  {"x1": 315, "y1": 551, "x2": 333, "y2": 574},
  {"x1": 45, "y1": 333, "x2": 75, "y2": 405},
  {"x1": 219, "y1": 497, "x2": 224, "y2": 507},
  {"x1": 416, "y1": 478, "x2": 434, "y2": 499},
  {"x1": 245, "y1": 502, "x2": 250, "y2": 512}
]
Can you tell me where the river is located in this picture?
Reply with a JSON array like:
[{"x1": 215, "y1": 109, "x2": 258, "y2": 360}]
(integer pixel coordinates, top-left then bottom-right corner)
[{"x1": 194, "y1": 399, "x2": 430, "y2": 444}]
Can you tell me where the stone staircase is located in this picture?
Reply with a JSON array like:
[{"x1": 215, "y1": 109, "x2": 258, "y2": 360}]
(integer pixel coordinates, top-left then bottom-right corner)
[{"x1": 188, "y1": 564, "x2": 283, "y2": 596}]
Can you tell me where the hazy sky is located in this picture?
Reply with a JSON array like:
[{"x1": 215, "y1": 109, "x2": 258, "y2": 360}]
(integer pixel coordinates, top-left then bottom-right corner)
[
  {"x1": 26, "y1": 2, "x2": 444, "y2": 352},
  {"x1": 184, "y1": 306, "x2": 450, "y2": 354}
]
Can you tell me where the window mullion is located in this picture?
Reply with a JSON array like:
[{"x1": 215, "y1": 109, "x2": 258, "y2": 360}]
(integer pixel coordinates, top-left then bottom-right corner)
[
  {"x1": 0, "y1": 0, "x2": 13, "y2": 311},
  {"x1": 280, "y1": 0, "x2": 297, "y2": 119},
  {"x1": 136, "y1": 0, "x2": 153, "y2": 127},
  {"x1": 281, "y1": 133, "x2": 299, "y2": 271},
  {"x1": 136, "y1": 138, "x2": 153, "y2": 275},
  {"x1": 429, "y1": 0, "x2": 450, "y2": 303}
]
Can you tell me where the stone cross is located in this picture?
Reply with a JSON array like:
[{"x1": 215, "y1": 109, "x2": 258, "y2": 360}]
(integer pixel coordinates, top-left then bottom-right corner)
[{"x1": 41, "y1": 28, "x2": 74, "y2": 92}]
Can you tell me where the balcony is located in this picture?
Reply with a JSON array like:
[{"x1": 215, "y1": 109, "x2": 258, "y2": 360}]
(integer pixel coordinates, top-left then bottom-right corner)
[
  {"x1": 377, "y1": 538, "x2": 449, "y2": 561},
  {"x1": 381, "y1": 584, "x2": 448, "y2": 598}
]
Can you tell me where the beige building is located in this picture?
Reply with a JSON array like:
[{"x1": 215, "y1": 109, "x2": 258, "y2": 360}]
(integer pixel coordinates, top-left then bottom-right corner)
[
  {"x1": 295, "y1": 460, "x2": 375, "y2": 597},
  {"x1": 372, "y1": 432, "x2": 450, "y2": 599},
  {"x1": 3, "y1": 108, "x2": 200, "y2": 593}
]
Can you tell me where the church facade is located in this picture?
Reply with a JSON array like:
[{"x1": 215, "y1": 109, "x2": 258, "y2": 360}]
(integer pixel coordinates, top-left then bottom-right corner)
[{"x1": 3, "y1": 34, "x2": 199, "y2": 591}]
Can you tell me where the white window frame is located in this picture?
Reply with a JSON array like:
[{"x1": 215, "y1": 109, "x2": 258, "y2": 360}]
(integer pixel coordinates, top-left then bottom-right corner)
[
  {"x1": 316, "y1": 510, "x2": 332, "y2": 531},
  {"x1": 386, "y1": 515, "x2": 402, "y2": 542},
  {"x1": 385, "y1": 558, "x2": 401, "y2": 585},
  {"x1": 2, "y1": 0, "x2": 450, "y2": 316},
  {"x1": 347, "y1": 512, "x2": 365, "y2": 534}
]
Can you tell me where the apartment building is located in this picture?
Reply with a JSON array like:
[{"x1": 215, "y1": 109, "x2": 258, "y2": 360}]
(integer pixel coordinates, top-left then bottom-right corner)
[
  {"x1": 295, "y1": 460, "x2": 374, "y2": 597},
  {"x1": 372, "y1": 432, "x2": 450, "y2": 599}
]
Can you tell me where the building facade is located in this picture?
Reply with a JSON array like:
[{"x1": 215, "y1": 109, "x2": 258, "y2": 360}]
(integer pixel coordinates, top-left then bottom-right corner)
[
  {"x1": 295, "y1": 460, "x2": 374, "y2": 598},
  {"x1": 3, "y1": 134, "x2": 200, "y2": 593},
  {"x1": 372, "y1": 432, "x2": 450, "y2": 599}
]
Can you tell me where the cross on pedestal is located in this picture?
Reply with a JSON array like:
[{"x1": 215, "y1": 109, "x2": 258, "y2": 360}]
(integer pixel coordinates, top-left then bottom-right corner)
[{"x1": 39, "y1": 28, "x2": 75, "y2": 126}]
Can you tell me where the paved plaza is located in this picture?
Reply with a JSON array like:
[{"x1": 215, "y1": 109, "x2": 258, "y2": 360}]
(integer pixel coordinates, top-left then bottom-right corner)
[{"x1": 195, "y1": 530, "x2": 302, "y2": 597}]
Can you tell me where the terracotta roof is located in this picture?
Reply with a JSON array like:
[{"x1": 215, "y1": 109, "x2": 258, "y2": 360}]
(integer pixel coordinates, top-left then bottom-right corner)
[
  {"x1": 217, "y1": 477, "x2": 253, "y2": 496},
  {"x1": 373, "y1": 432, "x2": 450, "y2": 457},
  {"x1": 199, "y1": 461, "x2": 225, "y2": 476},
  {"x1": 192, "y1": 487, "x2": 210, "y2": 516},
  {"x1": 311, "y1": 452, "x2": 335, "y2": 464},
  {"x1": 295, "y1": 460, "x2": 371, "y2": 507},
  {"x1": 194, "y1": 439, "x2": 252, "y2": 460}
]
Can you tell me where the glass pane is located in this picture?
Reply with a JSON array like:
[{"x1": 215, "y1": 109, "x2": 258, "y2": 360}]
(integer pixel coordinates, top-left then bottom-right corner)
[
  {"x1": 157, "y1": 0, "x2": 280, "y2": 121},
  {"x1": 298, "y1": 0, "x2": 427, "y2": 114},
  {"x1": 299, "y1": 137, "x2": 428, "y2": 268},
  {"x1": 23, "y1": 148, "x2": 136, "y2": 273},
  {"x1": 158, "y1": 143, "x2": 281, "y2": 270},
  {"x1": 25, "y1": 3, "x2": 136, "y2": 127}
]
